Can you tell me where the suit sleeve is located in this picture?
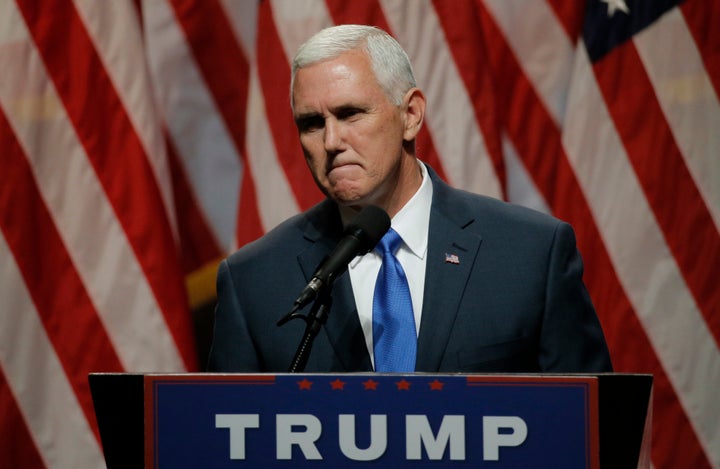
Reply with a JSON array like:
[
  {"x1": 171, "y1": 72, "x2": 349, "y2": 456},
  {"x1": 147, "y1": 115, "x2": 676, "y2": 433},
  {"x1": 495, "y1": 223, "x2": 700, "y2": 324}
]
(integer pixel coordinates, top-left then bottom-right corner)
[
  {"x1": 539, "y1": 222, "x2": 613, "y2": 372},
  {"x1": 206, "y1": 259, "x2": 261, "y2": 372}
]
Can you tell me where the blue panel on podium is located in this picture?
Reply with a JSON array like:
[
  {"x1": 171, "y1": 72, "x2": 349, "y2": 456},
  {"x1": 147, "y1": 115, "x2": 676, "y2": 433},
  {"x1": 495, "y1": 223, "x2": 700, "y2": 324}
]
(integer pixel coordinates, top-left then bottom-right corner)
[{"x1": 144, "y1": 374, "x2": 598, "y2": 468}]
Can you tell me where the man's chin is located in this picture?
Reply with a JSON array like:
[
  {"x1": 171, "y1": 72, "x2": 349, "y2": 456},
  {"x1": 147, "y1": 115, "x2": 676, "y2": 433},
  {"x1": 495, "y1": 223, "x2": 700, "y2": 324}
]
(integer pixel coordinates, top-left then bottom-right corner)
[
  {"x1": 327, "y1": 183, "x2": 366, "y2": 206},
  {"x1": 332, "y1": 193, "x2": 372, "y2": 209}
]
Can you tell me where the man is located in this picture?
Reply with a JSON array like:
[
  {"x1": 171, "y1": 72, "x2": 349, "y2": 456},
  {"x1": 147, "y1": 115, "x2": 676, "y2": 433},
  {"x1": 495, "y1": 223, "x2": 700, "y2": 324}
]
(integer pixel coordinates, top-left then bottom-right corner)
[{"x1": 208, "y1": 25, "x2": 612, "y2": 373}]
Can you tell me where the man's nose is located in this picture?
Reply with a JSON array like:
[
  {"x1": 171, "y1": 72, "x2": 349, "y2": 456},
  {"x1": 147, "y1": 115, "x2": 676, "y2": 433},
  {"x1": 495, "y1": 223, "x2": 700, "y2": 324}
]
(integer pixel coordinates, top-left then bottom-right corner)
[{"x1": 323, "y1": 119, "x2": 342, "y2": 152}]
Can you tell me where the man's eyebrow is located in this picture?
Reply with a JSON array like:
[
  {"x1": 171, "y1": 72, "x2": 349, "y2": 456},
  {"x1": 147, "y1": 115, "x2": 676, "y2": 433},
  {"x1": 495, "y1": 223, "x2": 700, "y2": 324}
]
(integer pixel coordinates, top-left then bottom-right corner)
[
  {"x1": 333, "y1": 104, "x2": 365, "y2": 114},
  {"x1": 294, "y1": 111, "x2": 321, "y2": 123},
  {"x1": 294, "y1": 103, "x2": 367, "y2": 125}
]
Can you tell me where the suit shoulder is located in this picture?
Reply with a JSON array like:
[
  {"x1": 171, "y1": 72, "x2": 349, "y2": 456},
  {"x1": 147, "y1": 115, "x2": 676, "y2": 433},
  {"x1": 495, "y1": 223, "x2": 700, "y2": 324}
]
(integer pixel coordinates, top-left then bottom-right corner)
[
  {"x1": 427, "y1": 163, "x2": 562, "y2": 232},
  {"x1": 225, "y1": 199, "x2": 338, "y2": 266},
  {"x1": 442, "y1": 185, "x2": 563, "y2": 233}
]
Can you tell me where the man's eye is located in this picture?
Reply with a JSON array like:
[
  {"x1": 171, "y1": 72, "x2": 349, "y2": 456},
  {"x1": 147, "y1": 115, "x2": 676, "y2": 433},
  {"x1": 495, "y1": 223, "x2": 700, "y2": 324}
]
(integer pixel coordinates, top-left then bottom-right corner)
[
  {"x1": 337, "y1": 107, "x2": 363, "y2": 120},
  {"x1": 297, "y1": 116, "x2": 324, "y2": 132}
]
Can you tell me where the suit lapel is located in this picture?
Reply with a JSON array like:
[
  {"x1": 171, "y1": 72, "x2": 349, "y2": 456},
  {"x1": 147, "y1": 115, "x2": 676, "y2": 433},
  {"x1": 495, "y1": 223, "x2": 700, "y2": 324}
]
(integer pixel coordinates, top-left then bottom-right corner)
[
  {"x1": 416, "y1": 175, "x2": 483, "y2": 371},
  {"x1": 296, "y1": 203, "x2": 372, "y2": 371},
  {"x1": 324, "y1": 276, "x2": 373, "y2": 370},
  {"x1": 292, "y1": 169, "x2": 482, "y2": 372}
]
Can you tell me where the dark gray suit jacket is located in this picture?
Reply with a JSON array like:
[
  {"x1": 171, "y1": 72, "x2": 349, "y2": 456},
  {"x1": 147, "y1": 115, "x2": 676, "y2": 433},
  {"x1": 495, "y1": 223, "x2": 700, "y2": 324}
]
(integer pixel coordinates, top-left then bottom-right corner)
[{"x1": 208, "y1": 167, "x2": 612, "y2": 373}]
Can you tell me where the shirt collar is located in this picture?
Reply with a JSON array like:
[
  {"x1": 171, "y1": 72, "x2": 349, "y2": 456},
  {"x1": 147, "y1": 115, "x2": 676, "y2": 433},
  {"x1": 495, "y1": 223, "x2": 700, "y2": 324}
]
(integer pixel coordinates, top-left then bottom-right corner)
[{"x1": 390, "y1": 161, "x2": 431, "y2": 260}]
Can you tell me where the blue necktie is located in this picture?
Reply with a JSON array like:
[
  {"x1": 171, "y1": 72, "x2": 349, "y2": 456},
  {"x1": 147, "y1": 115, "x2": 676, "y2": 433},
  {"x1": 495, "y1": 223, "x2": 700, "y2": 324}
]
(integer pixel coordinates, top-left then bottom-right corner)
[{"x1": 372, "y1": 228, "x2": 416, "y2": 372}]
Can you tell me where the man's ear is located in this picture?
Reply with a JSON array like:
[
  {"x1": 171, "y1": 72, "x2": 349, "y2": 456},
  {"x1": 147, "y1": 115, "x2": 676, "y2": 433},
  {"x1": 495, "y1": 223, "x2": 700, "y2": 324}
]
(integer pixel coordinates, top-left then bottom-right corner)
[{"x1": 402, "y1": 88, "x2": 426, "y2": 142}]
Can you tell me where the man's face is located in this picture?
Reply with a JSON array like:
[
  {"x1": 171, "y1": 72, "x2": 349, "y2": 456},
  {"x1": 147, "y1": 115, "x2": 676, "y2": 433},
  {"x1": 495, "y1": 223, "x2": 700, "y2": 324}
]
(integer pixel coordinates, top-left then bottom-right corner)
[{"x1": 292, "y1": 49, "x2": 420, "y2": 212}]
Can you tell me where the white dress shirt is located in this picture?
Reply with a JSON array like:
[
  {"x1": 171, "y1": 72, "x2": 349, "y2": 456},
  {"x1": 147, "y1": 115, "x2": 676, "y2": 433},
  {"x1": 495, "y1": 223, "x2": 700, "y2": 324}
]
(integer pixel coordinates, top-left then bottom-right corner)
[{"x1": 343, "y1": 162, "x2": 433, "y2": 367}]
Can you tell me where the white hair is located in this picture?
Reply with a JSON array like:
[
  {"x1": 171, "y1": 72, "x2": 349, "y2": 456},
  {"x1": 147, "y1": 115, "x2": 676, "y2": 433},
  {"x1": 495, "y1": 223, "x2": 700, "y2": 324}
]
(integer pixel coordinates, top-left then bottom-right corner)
[{"x1": 291, "y1": 25, "x2": 416, "y2": 108}]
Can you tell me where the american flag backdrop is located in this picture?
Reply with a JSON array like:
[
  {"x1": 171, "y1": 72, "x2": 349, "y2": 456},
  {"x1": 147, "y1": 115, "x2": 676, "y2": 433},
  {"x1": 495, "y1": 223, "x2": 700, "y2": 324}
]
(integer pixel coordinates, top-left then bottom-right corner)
[{"x1": 0, "y1": 0, "x2": 717, "y2": 467}]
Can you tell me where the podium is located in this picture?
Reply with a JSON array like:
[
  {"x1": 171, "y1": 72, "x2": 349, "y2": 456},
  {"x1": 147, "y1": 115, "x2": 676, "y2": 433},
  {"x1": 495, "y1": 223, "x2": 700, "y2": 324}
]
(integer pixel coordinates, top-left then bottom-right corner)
[{"x1": 89, "y1": 373, "x2": 651, "y2": 468}]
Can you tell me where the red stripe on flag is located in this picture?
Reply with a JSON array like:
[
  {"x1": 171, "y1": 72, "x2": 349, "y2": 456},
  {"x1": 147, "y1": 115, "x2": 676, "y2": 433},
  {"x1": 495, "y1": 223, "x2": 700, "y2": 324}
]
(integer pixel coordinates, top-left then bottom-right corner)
[
  {"x1": 0, "y1": 109, "x2": 123, "y2": 444},
  {"x1": 235, "y1": 160, "x2": 265, "y2": 247},
  {"x1": 166, "y1": 135, "x2": 223, "y2": 274},
  {"x1": 432, "y1": 0, "x2": 507, "y2": 197},
  {"x1": 476, "y1": 5, "x2": 712, "y2": 468},
  {"x1": 16, "y1": 0, "x2": 196, "y2": 369},
  {"x1": 593, "y1": 41, "x2": 720, "y2": 348},
  {"x1": 257, "y1": 1, "x2": 324, "y2": 210},
  {"x1": 168, "y1": 0, "x2": 264, "y2": 249},
  {"x1": 168, "y1": 0, "x2": 248, "y2": 167},
  {"x1": 325, "y1": 0, "x2": 388, "y2": 26},
  {"x1": 546, "y1": 0, "x2": 584, "y2": 42},
  {"x1": 680, "y1": 0, "x2": 720, "y2": 99},
  {"x1": 0, "y1": 369, "x2": 45, "y2": 468},
  {"x1": 324, "y1": 0, "x2": 450, "y2": 183}
]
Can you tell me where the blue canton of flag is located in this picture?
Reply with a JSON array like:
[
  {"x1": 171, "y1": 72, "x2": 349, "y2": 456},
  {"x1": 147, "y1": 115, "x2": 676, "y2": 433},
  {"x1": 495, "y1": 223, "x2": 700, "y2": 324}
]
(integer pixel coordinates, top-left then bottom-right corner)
[{"x1": 583, "y1": 0, "x2": 683, "y2": 62}]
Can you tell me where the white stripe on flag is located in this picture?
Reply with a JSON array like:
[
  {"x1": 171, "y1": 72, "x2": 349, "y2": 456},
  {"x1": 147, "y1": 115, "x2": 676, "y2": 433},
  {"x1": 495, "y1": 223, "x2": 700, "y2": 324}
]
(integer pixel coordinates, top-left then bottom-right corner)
[
  {"x1": 485, "y1": 0, "x2": 576, "y2": 125},
  {"x1": 246, "y1": 67, "x2": 301, "y2": 231},
  {"x1": 145, "y1": 0, "x2": 241, "y2": 250},
  {"x1": 503, "y1": 133, "x2": 551, "y2": 213},
  {"x1": 219, "y1": 0, "x2": 259, "y2": 60},
  {"x1": 0, "y1": 235, "x2": 106, "y2": 469},
  {"x1": 382, "y1": 0, "x2": 503, "y2": 197},
  {"x1": 563, "y1": 42, "x2": 720, "y2": 466},
  {"x1": 0, "y1": 1, "x2": 185, "y2": 372},
  {"x1": 482, "y1": 0, "x2": 582, "y2": 213},
  {"x1": 634, "y1": 8, "x2": 720, "y2": 231},
  {"x1": 271, "y1": 0, "x2": 332, "y2": 61},
  {"x1": 73, "y1": 0, "x2": 179, "y2": 238}
]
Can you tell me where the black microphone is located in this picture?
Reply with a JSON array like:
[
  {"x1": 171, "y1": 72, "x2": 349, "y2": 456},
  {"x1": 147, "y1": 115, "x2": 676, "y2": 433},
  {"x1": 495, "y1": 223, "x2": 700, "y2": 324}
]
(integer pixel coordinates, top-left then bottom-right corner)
[{"x1": 292, "y1": 205, "x2": 390, "y2": 311}]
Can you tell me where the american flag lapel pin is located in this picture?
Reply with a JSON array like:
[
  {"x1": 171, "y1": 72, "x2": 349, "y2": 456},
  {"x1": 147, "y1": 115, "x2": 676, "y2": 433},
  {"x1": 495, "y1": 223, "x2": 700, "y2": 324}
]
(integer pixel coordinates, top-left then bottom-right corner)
[{"x1": 444, "y1": 253, "x2": 460, "y2": 264}]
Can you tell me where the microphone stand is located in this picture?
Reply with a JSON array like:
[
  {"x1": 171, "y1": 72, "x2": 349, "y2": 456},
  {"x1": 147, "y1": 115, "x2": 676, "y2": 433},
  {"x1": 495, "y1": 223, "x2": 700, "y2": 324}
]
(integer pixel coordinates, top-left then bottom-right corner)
[{"x1": 277, "y1": 285, "x2": 333, "y2": 373}]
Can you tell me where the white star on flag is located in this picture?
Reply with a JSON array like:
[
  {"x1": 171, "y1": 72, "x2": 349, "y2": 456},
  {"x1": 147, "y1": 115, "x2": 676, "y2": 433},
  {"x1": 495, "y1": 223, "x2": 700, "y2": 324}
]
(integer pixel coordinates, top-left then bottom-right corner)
[{"x1": 601, "y1": 0, "x2": 630, "y2": 17}]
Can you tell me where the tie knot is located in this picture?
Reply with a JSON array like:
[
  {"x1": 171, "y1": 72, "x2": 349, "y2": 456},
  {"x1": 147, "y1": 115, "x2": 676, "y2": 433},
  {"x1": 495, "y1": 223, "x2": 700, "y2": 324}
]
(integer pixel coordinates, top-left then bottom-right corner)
[{"x1": 377, "y1": 228, "x2": 402, "y2": 255}]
